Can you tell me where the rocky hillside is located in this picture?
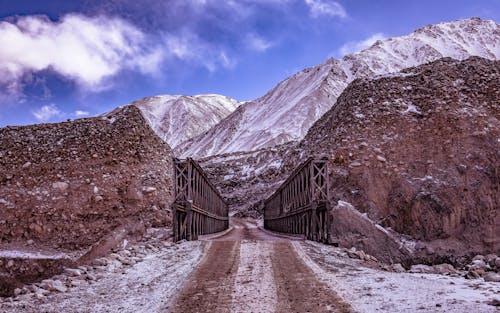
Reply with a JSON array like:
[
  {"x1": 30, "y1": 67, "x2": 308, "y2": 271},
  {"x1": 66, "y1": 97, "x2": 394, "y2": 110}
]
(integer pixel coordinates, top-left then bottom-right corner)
[
  {"x1": 198, "y1": 142, "x2": 301, "y2": 216},
  {"x1": 132, "y1": 94, "x2": 240, "y2": 149},
  {"x1": 0, "y1": 106, "x2": 174, "y2": 250},
  {"x1": 178, "y1": 18, "x2": 499, "y2": 158},
  {"x1": 295, "y1": 57, "x2": 499, "y2": 258}
]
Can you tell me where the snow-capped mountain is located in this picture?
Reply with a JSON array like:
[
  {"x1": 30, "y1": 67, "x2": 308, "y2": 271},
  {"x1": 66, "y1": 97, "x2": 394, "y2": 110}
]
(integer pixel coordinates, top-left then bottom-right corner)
[
  {"x1": 132, "y1": 94, "x2": 240, "y2": 149},
  {"x1": 177, "y1": 18, "x2": 499, "y2": 158}
]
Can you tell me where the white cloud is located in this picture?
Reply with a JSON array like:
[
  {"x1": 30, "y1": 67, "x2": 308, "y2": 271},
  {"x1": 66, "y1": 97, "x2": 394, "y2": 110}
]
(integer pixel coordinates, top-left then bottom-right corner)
[
  {"x1": 246, "y1": 33, "x2": 273, "y2": 52},
  {"x1": 165, "y1": 31, "x2": 236, "y2": 72},
  {"x1": 190, "y1": 0, "x2": 208, "y2": 5},
  {"x1": 0, "y1": 14, "x2": 163, "y2": 94},
  {"x1": 165, "y1": 34, "x2": 195, "y2": 60},
  {"x1": 74, "y1": 110, "x2": 90, "y2": 117},
  {"x1": 305, "y1": 0, "x2": 347, "y2": 18},
  {"x1": 32, "y1": 104, "x2": 63, "y2": 122},
  {"x1": 337, "y1": 33, "x2": 386, "y2": 56},
  {"x1": 219, "y1": 51, "x2": 236, "y2": 69}
]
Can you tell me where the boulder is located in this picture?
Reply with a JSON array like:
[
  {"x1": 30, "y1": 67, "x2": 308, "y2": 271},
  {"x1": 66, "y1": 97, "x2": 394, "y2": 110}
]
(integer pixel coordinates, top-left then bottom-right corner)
[
  {"x1": 465, "y1": 270, "x2": 483, "y2": 279},
  {"x1": 52, "y1": 181, "x2": 69, "y2": 191},
  {"x1": 92, "y1": 258, "x2": 108, "y2": 267},
  {"x1": 40, "y1": 279, "x2": 67, "y2": 293},
  {"x1": 69, "y1": 279, "x2": 83, "y2": 287},
  {"x1": 328, "y1": 200, "x2": 409, "y2": 263},
  {"x1": 495, "y1": 258, "x2": 500, "y2": 269},
  {"x1": 142, "y1": 186, "x2": 157, "y2": 194},
  {"x1": 433, "y1": 263, "x2": 457, "y2": 275},
  {"x1": 85, "y1": 274, "x2": 97, "y2": 281},
  {"x1": 484, "y1": 254, "x2": 498, "y2": 267},
  {"x1": 409, "y1": 264, "x2": 435, "y2": 274},
  {"x1": 470, "y1": 259, "x2": 488, "y2": 271},
  {"x1": 487, "y1": 299, "x2": 500, "y2": 307},
  {"x1": 32, "y1": 285, "x2": 49, "y2": 296},
  {"x1": 63, "y1": 268, "x2": 82, "y2": 277},
  {"x1": 391, "y1": 263, "x2": 406, "y2": 273},
  {"x1": 484, "y1": 272, "x2": 500, "y2": 282}
]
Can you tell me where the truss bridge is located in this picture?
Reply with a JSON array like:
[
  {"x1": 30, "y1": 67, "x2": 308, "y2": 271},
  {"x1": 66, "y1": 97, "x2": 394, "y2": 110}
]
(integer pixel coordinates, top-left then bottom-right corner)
[
  {"x1": 172, "y1": 158, "x2": 229, "y2": 242},
  {"x1": 263, "y1": 157, "x2": 331, "y2": 242}
]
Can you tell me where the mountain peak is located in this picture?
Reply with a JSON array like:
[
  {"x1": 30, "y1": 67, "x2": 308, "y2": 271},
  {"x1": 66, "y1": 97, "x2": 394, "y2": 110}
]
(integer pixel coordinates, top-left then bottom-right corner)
[
  {"x1": 130, "y1": 94, "x2": 240, "y2": 149},
  {"x1": 177, "y1": 18, "x2": 499, "y2": 158}
]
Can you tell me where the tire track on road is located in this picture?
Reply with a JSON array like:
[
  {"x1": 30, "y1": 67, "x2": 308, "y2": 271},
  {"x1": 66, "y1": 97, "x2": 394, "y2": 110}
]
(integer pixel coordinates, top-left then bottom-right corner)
[
  {"x1": 168, "y1": 241, "x2": 240, "y2": 313},
  {"x1": 271, "y1": 242, "x2": 354, "y2": 313},
  {"x1": 168, "y1": 218, "x2": 353, "y2": 313}
]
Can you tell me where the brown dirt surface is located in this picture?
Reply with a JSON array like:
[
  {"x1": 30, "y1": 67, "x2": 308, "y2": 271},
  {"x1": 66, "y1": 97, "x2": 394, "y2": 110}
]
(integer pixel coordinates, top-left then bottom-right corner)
[
  {"x1": 210, "y1": 218, "x2": 293, "y2": 241},
  {"x1": 168, "y1": 241, "x2": 240, "y2": 313},
  {"x1": 168, "y1": 218, "x2": 354, "y2": 313},
  {"x1": 271, "y1": 242, "x2": 354, "y2": 313}
]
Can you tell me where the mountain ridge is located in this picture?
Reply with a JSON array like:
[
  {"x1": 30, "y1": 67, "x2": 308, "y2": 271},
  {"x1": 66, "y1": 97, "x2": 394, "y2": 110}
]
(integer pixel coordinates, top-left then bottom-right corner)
[
  {"x1": 177, "y1": 17, "x2": 499, "y2": 158},
  {"x1": 130, "y1": 93, "x2": 240, "y2": 149}
]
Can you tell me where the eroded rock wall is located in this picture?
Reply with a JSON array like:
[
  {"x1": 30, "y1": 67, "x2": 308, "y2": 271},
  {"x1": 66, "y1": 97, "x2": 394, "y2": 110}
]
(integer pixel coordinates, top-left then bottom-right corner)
[
  {"x1": 299, "y1": 57, "x2": 499, "y2": 257},
  {"x1": 198, "y1": 142, "x2": 300, "y2": 216},
  {"x1": 0, "y1": 106, "x2": 174, "y2": 250}
]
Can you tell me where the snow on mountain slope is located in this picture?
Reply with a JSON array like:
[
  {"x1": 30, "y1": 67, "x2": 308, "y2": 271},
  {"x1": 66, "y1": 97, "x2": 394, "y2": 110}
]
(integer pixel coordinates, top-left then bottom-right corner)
[
  {"x1": 176, "y1": 61, "x2": 346, "y2": 157},
  {"x1": 178, "y1": 18, "x2": 499, "y2": 158},
  {"x1": 132, "y1": 94, "x2": 240, "y2": 149}
]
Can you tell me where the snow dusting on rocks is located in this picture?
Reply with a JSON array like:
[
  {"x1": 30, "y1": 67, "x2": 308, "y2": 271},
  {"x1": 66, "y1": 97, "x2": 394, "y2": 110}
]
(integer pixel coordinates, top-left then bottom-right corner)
[
  {"x1": 296, "y1": 241, "x2": 500, "y2": 313},
  {"x1": 0, "y1": 228, "x2": 203, "y2": 313}
]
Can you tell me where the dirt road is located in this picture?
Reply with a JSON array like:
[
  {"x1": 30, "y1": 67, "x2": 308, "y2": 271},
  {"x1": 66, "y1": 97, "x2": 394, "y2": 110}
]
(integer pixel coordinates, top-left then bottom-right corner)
[
  {"x1": 3, "y1": 220, "x2": 496, "y2": 313},
  {"x1": 167, "y1": 218, "x2": 354, "y2": 313}
]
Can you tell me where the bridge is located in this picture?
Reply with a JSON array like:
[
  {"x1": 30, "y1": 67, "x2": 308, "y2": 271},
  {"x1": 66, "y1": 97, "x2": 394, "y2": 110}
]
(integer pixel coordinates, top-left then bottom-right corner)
[
  {"x1": 171, "y1": 158, "x2": 229, "y2": 242},
  {"x1": 263, "y1": 157, "x2": 331, "y2": 242}
]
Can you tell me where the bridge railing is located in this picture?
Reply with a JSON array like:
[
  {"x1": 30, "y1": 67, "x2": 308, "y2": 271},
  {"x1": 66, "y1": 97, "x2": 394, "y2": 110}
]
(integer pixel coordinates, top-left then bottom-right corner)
[
  {"x1": 172, "y1": 158, "x2": 229, "y2": 241},
  {"x1": 264, "y1": 157, "x2": 330, "y2": 242}
]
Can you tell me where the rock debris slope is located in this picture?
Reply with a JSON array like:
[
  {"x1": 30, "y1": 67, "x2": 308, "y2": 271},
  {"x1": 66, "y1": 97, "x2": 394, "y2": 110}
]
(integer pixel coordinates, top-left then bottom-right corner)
[
  {"x1": 131, "y1": 94, "x2": 240, "y2": 149},
  {"x1": 178, "y1": 18, "x2": 499, "y2": 158},
  {"x1": 0, "y1": 106, "x2": 174, "y2": 250},
  {"x1": 197, "y1": 142, "x2": 301, "y2": 215},
  {"x1": 295, "y1": 57, "x2": 499, "y2": 259}
]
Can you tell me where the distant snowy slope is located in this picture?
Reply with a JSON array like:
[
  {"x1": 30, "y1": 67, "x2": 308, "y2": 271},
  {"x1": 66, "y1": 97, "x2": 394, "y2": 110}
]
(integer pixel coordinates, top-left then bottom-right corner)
[
  {"x1": 132, "y1": 94, "x2": 240, "y2": 148},
  {"x1": 178, "y1": 18, "x2": 499, "y2": 158}
]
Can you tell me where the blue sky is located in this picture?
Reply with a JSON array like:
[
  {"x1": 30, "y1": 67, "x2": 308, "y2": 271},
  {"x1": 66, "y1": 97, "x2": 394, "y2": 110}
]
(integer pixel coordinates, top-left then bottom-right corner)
[{"x1": 0, "y1": 0, "x2": 498, "y2": 126}]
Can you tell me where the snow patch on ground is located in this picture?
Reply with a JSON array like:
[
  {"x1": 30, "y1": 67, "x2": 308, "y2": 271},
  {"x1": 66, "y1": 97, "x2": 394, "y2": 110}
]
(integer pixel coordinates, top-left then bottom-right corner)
[
  {"x1": 1, "y1": 241, "x2": 203, "y2": 313},
  {"x1": 294, "y1": 241, "x2": 499, "y2": 313},
  {"x1": 403, "y1": 102, "x2": 422, "y2": 115},
  {"x1": 231, "y1": 241, "x2": 277, "y2": 313},
  {"x1": 0, "y1": 250, "x2": 68, "y2": 260}
]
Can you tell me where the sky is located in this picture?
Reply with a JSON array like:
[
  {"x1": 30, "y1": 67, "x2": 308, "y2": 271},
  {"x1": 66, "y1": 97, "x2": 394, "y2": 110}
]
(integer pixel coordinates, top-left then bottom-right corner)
[{"x1": 0, "y1": 0, "x2": 498, "y2": 126}]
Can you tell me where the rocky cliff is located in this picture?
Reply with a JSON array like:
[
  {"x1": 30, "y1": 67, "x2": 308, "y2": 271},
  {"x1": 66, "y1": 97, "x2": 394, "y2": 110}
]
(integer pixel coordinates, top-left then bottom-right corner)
[
  {"x1": 0, "y1": 106, "x2": 174, "y2": 250},
  {"x1": 297, "y1": 57, "x2": 499, "y2": 258}
]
